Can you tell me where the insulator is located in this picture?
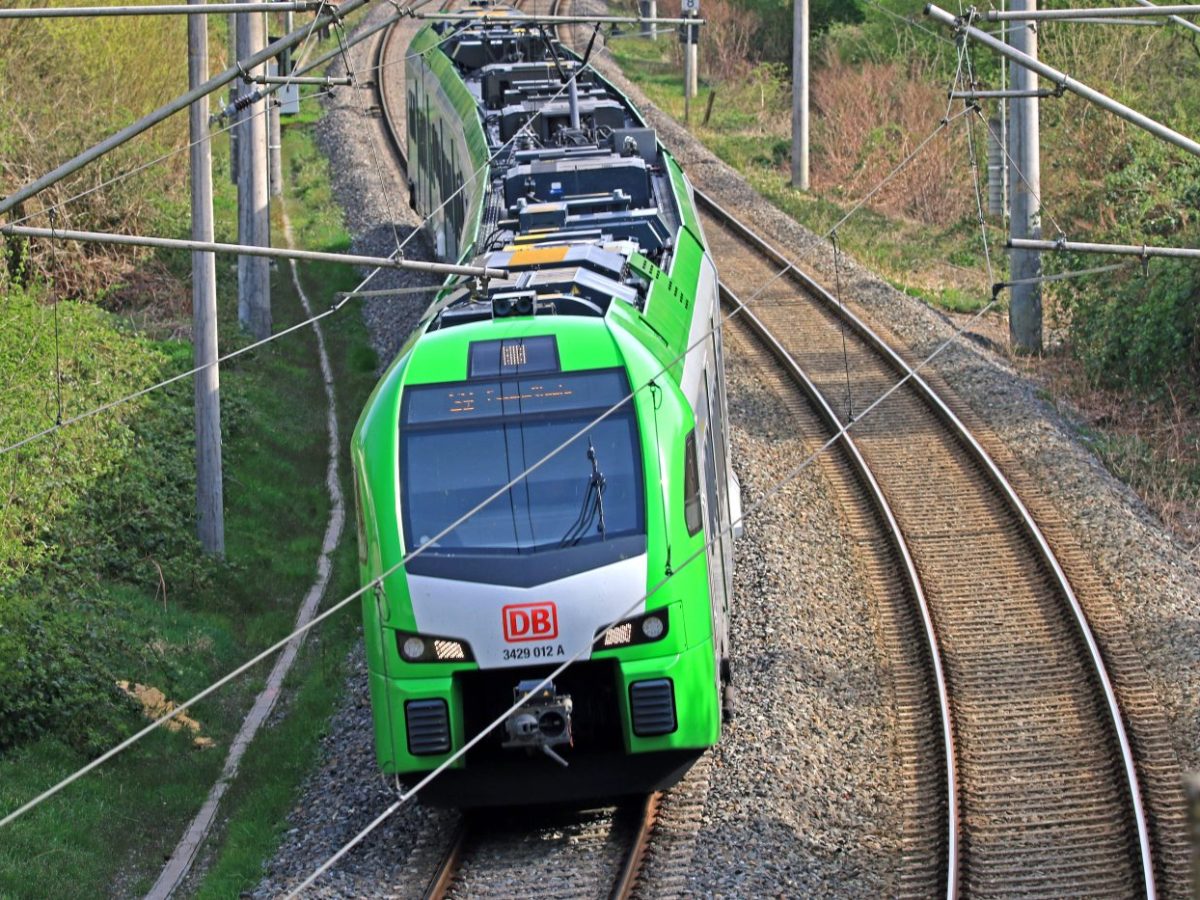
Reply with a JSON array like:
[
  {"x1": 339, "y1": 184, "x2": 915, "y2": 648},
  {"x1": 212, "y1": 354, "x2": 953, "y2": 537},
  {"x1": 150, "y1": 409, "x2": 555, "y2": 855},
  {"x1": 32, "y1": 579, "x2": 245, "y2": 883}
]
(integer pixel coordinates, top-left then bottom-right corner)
[{"x1": 232, "y1": 90, "x2": 263, "y2": 112}]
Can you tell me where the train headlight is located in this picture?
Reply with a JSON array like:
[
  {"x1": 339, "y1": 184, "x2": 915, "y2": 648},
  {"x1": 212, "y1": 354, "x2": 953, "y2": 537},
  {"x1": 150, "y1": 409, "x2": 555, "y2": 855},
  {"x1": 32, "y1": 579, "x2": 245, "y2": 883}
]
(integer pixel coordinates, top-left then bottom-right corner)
[
  {"x1": 395, "y1": 631, "x2": 473, "y2": 663},
  {"x1": 595, "y1": 608, "x2": 670, "y2": 648},
  {"x1": 640, "y1": 615, "x2": 665, "y2": 640}
]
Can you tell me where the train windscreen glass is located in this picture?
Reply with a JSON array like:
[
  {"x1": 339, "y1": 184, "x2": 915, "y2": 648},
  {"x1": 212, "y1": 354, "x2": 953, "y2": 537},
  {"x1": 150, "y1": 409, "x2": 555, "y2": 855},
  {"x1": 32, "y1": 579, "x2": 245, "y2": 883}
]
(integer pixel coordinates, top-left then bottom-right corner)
[{"x1": 400, "y1": 369, "x2": 644, "y2": 553}]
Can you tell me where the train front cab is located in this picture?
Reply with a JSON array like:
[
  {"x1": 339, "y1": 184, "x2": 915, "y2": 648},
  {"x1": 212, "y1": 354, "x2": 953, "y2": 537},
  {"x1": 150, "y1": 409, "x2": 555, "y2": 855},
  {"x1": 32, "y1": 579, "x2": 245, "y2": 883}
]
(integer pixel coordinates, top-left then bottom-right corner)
[{"x1": 356, "y1": 322, "x2": 732, "y2": 807}]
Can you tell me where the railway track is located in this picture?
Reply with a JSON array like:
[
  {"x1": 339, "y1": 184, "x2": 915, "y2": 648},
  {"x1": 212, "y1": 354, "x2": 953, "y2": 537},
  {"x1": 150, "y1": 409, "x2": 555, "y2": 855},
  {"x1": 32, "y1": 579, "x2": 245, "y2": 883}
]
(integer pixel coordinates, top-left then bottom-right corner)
[
  {"x1": 699, "y1": 192, "x2": 1166, "y2": 897},
  {"x1": 370, "y1": 4, "x2": 1186, "y2": 897},
  {"x1": 371, "y1": 9, "x2": 684, "y2": 898},
  {"x1": 420, "y1": 794, "x2": 659, "y2": 899}
]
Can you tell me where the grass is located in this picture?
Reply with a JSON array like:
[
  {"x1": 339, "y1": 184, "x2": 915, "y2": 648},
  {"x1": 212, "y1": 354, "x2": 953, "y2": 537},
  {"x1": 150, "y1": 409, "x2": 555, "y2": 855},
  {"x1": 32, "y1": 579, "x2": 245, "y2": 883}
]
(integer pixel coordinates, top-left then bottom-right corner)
[
  {"x1": 186, "y1": 117, "x2": 380, "y2": 899},
  {"x1": 0, "y1": 95, "x2": 378, "y2": 900},
  {"x1": 605, "y1": 35, "x2": 1001, "y2": 315}
]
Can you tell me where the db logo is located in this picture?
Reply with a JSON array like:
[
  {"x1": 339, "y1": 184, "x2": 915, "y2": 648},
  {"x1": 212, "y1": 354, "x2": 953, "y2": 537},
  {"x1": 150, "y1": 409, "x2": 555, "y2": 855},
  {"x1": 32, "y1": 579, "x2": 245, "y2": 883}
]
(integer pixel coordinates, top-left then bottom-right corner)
[{"x1": 502, "y1": 602, "x2": 558, "y2": 642}]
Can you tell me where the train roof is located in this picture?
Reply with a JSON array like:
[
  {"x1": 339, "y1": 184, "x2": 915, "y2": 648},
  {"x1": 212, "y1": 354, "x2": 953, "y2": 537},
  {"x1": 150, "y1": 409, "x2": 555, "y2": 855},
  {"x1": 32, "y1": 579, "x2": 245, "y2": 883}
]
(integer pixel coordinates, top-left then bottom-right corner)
[{"x1": 405, "y1": 6, "x2": 708, "y2": 382}]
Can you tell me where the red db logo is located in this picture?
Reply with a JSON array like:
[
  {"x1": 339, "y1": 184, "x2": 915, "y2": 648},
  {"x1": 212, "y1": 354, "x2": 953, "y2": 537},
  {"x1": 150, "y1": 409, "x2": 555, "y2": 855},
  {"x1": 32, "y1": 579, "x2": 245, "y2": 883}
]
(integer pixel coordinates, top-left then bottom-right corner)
[{"x1": 502, "y1": 602, "x2": 558, "y2": 642}]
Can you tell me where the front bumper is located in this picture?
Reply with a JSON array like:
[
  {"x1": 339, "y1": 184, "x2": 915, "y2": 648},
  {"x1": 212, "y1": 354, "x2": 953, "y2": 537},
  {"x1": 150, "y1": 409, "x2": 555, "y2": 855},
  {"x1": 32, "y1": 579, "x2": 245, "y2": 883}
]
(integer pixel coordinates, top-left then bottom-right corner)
[{"x1": 368, "y1": 638, "x2": 720, "y2": 793}]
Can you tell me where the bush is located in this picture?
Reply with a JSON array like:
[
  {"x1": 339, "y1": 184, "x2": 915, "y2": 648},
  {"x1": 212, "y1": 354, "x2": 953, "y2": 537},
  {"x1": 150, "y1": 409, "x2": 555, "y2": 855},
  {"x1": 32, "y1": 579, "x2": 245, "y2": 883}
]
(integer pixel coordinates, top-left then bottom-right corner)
[
  {"x1": 811, "y1": 51, "x2": 974, "y2": 224},
  {"x1": 0, "y1": 591, "x2": 141, "y2": 755},
  {"x1": 0, "y1": 10, "x2": 191, "y2": 298},
  {"x1": 1059, "y1": 257, "x2": 1200, "y2": 398},
  {"x1": 0, "y1": 283, "x2": 216, "y2": 753}
]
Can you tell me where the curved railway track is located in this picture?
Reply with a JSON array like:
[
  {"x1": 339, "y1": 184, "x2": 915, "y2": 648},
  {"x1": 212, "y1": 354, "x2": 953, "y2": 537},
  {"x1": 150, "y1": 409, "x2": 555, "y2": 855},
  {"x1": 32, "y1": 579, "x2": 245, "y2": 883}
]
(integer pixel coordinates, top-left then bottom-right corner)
[
  {"x1": 370, "y1": 5, "x2": 1181, "y2": 897},
  {"x1": 699, "y1": 191, "x2": 1159, "y2": 898}
]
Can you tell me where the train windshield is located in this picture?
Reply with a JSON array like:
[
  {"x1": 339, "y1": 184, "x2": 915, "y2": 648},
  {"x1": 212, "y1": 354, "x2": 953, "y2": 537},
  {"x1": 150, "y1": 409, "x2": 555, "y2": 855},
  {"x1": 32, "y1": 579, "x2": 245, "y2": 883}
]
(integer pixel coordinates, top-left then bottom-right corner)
[{"x1": 400, "y1": 369, "x2": 644, "y2": 555}]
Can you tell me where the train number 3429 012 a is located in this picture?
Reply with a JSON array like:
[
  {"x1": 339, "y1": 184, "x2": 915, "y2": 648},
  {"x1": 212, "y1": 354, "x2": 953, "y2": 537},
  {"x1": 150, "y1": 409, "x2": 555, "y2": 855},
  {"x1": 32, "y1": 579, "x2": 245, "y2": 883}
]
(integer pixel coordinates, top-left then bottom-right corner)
[{"x1": 503, "y1": 644, "x2": 566, "y2": 661}]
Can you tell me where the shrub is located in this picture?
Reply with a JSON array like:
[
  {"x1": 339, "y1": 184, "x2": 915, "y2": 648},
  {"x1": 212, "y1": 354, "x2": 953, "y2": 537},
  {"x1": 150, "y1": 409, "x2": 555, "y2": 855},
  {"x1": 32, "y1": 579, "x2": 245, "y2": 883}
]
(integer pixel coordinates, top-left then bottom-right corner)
[
  {"x1": 811, "y1": 52, "x2": 974, "y2": 224},
  {"x1": 1058, "y1": 257, "x2": 1200, "y2": 399},
  {"x1": 0, "y1": 10, "x2": 191, "y2": 298}
]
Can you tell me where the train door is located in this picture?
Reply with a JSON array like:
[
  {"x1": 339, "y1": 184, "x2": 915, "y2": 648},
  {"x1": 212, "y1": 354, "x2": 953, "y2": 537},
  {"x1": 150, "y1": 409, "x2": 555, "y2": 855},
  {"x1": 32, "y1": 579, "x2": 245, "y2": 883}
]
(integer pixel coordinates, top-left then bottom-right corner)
[{"x1": 696, "y1": 365, "x2": 731, "y2": 676}]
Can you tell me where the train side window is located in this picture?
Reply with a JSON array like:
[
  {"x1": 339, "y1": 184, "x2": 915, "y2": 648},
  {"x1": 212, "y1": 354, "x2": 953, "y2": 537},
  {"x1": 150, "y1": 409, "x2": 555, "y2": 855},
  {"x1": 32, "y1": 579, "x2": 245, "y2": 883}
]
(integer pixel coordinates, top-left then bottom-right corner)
[{"x1": 684, "y1": 431, "x2": 702, "y2": 536}]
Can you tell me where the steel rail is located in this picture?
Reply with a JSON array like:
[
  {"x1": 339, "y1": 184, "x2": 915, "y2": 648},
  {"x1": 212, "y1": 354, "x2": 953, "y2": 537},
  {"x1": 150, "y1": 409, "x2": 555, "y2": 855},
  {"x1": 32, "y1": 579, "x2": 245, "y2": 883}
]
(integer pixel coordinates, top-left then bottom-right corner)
[
  {"x1": 421, "y1": 820, "x2": 469, "y2": 900},
  {"x1": 695, "y1": 188, "x2": 1156, "y2": 899},
  {"x1": 375, "y1": 13, "x2": 410, "y2": 173},
  {"x1": 610, "y1": 792, "x2": 661, "y2": 899},
  {"x1": 718, "y1": 280, "x2": 960, "y2": 900}
]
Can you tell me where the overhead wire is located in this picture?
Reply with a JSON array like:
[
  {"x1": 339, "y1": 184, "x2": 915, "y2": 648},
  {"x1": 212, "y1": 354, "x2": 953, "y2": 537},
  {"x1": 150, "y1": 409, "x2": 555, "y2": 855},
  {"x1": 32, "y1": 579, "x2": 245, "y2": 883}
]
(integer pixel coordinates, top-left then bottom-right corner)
[
  {"x1": 0, "y1": 47, "x2": 604, "y2": 458},
  {"x1": 285, "y1": 284, "x2": 1007, "y2": 898},
  {"x1": 2, "y1": 6, "x2": 990, "y2": 845},
  {"x1": 957, "y1": 14, "x2": 997, "y2": 285}
]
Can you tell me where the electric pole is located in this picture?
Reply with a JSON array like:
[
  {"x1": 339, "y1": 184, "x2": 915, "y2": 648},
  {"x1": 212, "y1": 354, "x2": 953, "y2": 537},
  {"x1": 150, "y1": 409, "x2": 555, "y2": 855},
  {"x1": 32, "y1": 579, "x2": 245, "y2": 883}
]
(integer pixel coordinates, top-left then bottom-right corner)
[
  {"x1": 681, "y1": 0, "x2": 698, "y2": 116},
  {"x1": 189, "y1": 0, "x2": 225, "y2": 555},
  {"x1": 228, "y1": 13, "x2": 238, "y2": 183},
  {"x1": 236, "y1": 0, "x2": 271, "y2": 338},
  {"x1": 790, "y1": 0, "x2": 809, "y2": 189},
  {"x1": 640, "y1": 0, "x2": 657, "y2": 38},
  {"x1": 1007, "y1": 0, "x2": 1042, "y2": 352},
  {"x1": 686, "y1": 12, "x2": 698, "y2": 98}
]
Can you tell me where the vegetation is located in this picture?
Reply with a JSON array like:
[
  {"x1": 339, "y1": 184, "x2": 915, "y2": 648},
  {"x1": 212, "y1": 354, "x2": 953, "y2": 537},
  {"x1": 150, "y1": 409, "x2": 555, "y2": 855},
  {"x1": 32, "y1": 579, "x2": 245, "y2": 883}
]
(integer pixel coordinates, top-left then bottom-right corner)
[
  {"x1": 0, "y1": 13, "x2": 378, "y2": 896},
  {"x1": 610, "y1": 0, "x2": 1200, "y2": 538}
]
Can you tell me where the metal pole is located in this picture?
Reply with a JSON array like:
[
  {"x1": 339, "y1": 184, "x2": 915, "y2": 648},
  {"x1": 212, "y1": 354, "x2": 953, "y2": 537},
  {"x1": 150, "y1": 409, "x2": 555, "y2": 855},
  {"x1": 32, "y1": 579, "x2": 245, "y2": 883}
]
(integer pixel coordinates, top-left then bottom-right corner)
[
  {"x1": 228, "y1": 12, "x2": 239, "y2": 184},
  {"x1": 267, "y1": 56, "x2": 283, "y2": 197},
  {"x1": 987, "y1": 4, "x2": 1200, "y2": 19},
  {"x1": 925, "y1": 4, "x2": 1200, "y2": 158},
  {"x1": 0, "y1": 225, "x2": 510, "y2": 278},
  {"x1": 0, "y1": 0, "x2": 372, "y2": 217},
  {"x1": 416, "y1": 12, "x2": 704, "y2": 24},
  {"x1": 639, "y1": 0, "x2": 657, "y2": 37},
  {"x1": 952, "y1": 87, "x2": 1058, "y2": 98},
  {"x1": 1132, "y1": 0, "x2": 1200, "y2": 34},
  {"x1": 686, "y1": 15, "x2": 698, "y2": 99},
  {"x1": 269, "y1": 97, "x2": 283, "y2": 197},
  {"x1": 1007, "y1": 0, "x2": 1042, "y2": 353},
  {"x1": 1009, "y1": 237, "x2": 1200, "y2": 258},
  {"x1": 683, "y1": 16, "x2": 692, "y2": 122},
  {"x1": 791, "y1": 0, "x2": 809, "y2": 189},
  {"x1": 237, "y1": 0, "x2": 271, "y2": 338},
  {"x1": 188, "y1": 0, "x2": 225, "y2": 557},
  {"x1": 0, "y1": 1, "x2": 322, "y2": 17},
  {"x1": 567, "y1": 66, "x2": 581, "y2": 130}
]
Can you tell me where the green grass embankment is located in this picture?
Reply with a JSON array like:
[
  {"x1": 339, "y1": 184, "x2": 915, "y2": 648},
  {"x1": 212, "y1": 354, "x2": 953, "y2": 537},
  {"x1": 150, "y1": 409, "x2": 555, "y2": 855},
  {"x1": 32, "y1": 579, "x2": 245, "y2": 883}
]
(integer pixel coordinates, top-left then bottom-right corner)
[{"x1": 0, "y1": 95, "x2": 378, "y2": 898}]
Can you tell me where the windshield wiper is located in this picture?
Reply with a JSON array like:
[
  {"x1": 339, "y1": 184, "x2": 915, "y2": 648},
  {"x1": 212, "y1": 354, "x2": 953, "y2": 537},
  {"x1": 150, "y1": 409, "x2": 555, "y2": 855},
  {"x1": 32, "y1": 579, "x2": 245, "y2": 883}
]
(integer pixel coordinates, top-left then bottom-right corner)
[{"x1": 559, "y1": 438, "x2": 607, "y2": 547}]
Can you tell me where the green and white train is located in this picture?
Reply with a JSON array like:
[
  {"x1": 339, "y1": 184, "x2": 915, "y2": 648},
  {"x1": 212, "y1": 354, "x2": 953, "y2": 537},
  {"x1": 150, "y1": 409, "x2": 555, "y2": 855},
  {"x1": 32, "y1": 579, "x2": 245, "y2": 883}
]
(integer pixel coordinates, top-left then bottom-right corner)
[{"x1": 350, "y1": 5, "x2": 741, "y2": 806}]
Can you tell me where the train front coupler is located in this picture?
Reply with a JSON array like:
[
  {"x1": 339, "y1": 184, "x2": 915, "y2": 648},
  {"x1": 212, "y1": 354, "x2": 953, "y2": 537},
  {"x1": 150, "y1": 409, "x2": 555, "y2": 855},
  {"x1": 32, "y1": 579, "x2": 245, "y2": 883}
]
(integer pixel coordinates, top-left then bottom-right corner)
[{"x1": 502, "y1": 679, "x2": 574, "y2": 767}]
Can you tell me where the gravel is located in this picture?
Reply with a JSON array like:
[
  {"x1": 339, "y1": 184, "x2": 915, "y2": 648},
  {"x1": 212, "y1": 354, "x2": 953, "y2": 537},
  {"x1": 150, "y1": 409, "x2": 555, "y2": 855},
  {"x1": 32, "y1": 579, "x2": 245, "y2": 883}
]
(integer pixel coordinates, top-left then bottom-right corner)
[
  {"x1": 255, "y1": 3, "x2": 1198, "y2": 896},
  {"x1": 582, "y1": 38, "x2": 1200, "y2": 781}
]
